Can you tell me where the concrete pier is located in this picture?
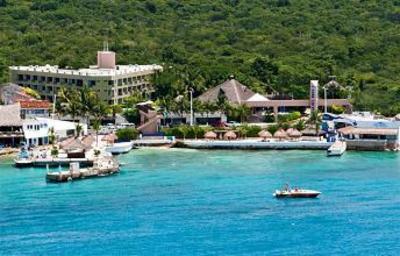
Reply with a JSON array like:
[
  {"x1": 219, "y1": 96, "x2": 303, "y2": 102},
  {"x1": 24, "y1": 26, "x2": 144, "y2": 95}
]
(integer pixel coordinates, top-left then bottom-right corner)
[{"x1": 181, "y1": 140, "x2": 333, "y2": 150}]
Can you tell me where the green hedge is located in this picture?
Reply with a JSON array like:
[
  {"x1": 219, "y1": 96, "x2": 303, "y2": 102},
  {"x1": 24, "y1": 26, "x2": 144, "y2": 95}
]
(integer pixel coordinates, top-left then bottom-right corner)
[{"x1": 116, "y1": 128, "x2": 139, "y2": 142}]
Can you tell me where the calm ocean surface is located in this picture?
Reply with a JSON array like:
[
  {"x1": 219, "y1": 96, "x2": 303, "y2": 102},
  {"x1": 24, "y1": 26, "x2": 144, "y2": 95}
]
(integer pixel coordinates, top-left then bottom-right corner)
[{"x1": 1, "y1": 149, "x2": 400, "y2": 255}]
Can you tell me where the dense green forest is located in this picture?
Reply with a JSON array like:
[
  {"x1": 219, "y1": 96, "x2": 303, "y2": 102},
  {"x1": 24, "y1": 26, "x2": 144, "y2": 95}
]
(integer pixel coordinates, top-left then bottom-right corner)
[{"x1": 1, "y1": 0, "x2": 400, "y2": 114}]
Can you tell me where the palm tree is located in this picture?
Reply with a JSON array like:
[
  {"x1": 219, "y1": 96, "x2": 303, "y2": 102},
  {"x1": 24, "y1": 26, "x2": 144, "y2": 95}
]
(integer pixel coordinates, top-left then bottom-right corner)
[
  {"x1": 307, "y1": 110, "x2": 322, "y2": 136},
  {"x1": 110, "y1": 104, "x2": 123, "y2": 123},
  {"x1": 234, "y1": 104, "x2": 251, "y2": 123},
  {"x1": 92, "y1": 119, "x2": 101, "y2": 147}
]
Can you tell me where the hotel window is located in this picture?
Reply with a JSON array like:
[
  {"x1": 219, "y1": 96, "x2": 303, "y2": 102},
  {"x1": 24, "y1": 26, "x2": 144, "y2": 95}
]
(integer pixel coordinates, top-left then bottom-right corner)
[
  {"x1": 88, "y1": 80, "x2": 96, "y2": 87},
  {"x1": 77, "y1": 80, "x2": 83, "y2": 86},
  {"x1": 18, "y1": 74, "x2": 23, "y2": 80},
  {"x1": 26, "y1": 75, "x2": 31, "y2": 80},
  {"x1": 40, "y1": 76, "x2": 45, "y2": 82},
  {"x1": 33, "y1": 75, "x2": 37, "y2": 81},
  {"x1": 55, "y1": 78, "x2": 60, "y2": 84},
  {"x1": 108, "y1": 80, "x2": 114, "y2": 86},
  {"x1": 47, "y1": 77, "x2": 53, "y2": 83}
]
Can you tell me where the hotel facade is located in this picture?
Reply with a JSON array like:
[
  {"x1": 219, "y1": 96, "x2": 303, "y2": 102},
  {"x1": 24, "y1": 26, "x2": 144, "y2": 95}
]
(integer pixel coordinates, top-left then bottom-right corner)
[{"x1": 9, "y1": 51, "x2": 163, "y2": 104}]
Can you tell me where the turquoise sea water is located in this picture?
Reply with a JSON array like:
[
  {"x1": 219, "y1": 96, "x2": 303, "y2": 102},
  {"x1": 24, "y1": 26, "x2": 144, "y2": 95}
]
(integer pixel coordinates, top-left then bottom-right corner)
[{"x1": 1, "y1": 149, "x2": 400, "y2": 255}]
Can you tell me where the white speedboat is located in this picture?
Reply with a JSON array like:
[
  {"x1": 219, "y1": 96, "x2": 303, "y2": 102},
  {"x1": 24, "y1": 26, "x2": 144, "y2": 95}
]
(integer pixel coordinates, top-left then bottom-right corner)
[
  {"x1": 273, "y1": 185, "x2": 321, "y2": 198},
  {"x1": 327, "y1": 141, "x2": 346, "y2": 156},
  {"x1": 105, "y1": 141, "x2": 134, "y2": 154}
]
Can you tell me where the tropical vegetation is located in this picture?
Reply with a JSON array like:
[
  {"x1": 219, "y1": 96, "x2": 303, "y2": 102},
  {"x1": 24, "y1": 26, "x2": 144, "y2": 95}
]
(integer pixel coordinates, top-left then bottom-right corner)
[{"x1": 0, "y1": 1, "x2": 399, "y2": 115}]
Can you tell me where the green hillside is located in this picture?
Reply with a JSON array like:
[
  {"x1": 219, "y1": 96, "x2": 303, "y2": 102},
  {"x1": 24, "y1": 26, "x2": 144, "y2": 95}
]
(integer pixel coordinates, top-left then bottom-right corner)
[{"x1": 1, "y1": 0, "x2": 400, "y2": 114}]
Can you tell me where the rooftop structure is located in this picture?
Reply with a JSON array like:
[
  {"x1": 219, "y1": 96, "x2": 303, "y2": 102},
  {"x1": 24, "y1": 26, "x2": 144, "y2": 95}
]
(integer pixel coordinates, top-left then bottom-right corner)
[
  {"x1": 198, "y1": 77, "x2": 255, "y2": 104},
  {"x1": 9, "y1": 50, "x2": 163, "y2": 104},
  {"x1": 197, "y1": 77, "x2": 352, "y2": 122}
]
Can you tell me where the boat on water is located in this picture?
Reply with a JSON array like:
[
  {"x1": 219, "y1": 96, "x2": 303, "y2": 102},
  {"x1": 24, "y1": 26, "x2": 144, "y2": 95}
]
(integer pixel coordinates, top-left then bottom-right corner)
[
  {"x1": 273, "y1": 185, "x2": 321, "y2": 198},
  {"x1": 105, "y1": 141, "x2": 134, "y2": 154},
  {"x1": 327, "y1": 140, "x2": 346, "y2": 157},
  {"x1": 14, "y1": 146, "x2": 32, "y2": 167}
]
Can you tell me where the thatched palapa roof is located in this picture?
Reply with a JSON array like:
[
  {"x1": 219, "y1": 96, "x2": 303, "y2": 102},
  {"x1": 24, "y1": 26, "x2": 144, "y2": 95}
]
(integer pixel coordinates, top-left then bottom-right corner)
[
  {"x1": 197, "y1": 78, "x2": 255, "y2": 104},
  {"x1": 273, "y1": 129, "x2": 288, "y2": 138},
  {"x1": 0, "y1": 104, "x2": 22, "y2": 127},
  {"x1": 223, "y1": 131, "x2": 237, "y2": 140},
  {"x1": 204, "y1": 131, "x2": 217, "y2": 139},
  {"x1": 258, "y1": 130, "x2": 272, "y2": 138}
]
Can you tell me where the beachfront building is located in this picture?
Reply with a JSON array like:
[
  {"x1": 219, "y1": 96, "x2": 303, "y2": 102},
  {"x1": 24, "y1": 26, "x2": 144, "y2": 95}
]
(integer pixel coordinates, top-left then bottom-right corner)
[
  {"x1": 22, "y1": 119, "x2": 49, "y2": 147},
  {"x1": 338, "y1": 126, "x2": 400, "y2": 151},
  {"x1": 197, "y1": 76, "x2": 352, "y2": 122},
  {"x1": 9, "y1": 50, "x2": 163, "y2": 104},
  {"x1": 0, "y1": 104, "x2": 24, "y2": 147}
]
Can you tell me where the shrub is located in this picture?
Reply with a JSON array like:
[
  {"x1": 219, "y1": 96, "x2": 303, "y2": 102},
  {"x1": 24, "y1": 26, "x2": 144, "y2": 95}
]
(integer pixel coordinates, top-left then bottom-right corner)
[{"x1": 116, "y1": 128, "x2": 138, "y2": 142}]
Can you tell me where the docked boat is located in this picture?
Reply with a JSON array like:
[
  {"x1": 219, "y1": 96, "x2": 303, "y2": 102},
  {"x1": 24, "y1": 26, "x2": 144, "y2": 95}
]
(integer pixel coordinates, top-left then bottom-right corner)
[
  {"x1": 273, "y1": 185, "x2": 321, "y2": 198},
  {"x1": 327, "y1": 140, "x2": 346, "y2": 156},
  {"x1": 14, "y1": 148, "x2": 32, "y2": 167},
  {"x1": 105, "y1": 141, "x2": 134, "y2": 154}
]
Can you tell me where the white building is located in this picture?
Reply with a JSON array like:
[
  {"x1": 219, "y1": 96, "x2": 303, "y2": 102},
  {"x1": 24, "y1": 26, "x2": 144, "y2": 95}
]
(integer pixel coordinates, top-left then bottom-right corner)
[
  {"x1": 9, "y1": 50, "x2": 163, "y2": 104},
  {"x1": 37, "y1": 118, "x2": 87, "y2": 139},
  {"x1": 23, "y1": 119, "x2": 49, "y2": 147}
]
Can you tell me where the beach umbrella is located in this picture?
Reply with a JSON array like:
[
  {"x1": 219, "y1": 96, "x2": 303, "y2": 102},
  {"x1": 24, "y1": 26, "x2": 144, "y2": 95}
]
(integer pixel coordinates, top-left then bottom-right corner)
[
  {"x1": 288, "y1": 128, "x2": 302, "y2": 138},
  {"x1": 223, "y1": 131, "x2": 237, "y2": 140},
  {"x1": 286, "y1": 128, "x2": 294, "y2": 135},
  {"x1": 102, "y1": 133, "x2": 118, "y2": 143},
  {"x1": 273, "y1": 129, "x2": 288, "y2": 140},
  {"x1": 204, "y1": 131, "x2": 217, "y2": 140},
  {"x1": 258, "y1": 130, "x2": 272, "y2": 139}
]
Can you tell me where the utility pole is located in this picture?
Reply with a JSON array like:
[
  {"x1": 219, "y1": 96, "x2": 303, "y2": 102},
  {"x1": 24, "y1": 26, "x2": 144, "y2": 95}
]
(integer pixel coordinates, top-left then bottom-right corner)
[
  {"x1": 189, "y1": 88, "x2": 193, "y2": 126},
  {"x1": 324, "y1": 86, "x2": 327, "y2": 114}
]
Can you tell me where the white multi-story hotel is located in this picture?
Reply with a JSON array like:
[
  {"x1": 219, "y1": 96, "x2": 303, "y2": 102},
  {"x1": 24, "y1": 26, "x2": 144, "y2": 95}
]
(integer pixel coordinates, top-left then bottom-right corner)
[{"x1": 9, "y1": 50, "x2": 163, "y2": 104}]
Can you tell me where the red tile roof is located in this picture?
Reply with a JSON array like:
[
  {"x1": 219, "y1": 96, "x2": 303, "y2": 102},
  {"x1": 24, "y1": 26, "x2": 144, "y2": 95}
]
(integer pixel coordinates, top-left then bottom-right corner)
[{"x1": 19, "y1": 100, "x2": 51, "y2": 109}]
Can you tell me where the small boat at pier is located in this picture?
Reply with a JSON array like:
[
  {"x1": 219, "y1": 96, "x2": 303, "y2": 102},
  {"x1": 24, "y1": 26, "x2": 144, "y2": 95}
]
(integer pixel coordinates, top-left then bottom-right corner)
[
  {"x1": 46, "y1": 157, "x2": 119, "y2": 182},
  {"x1": 105, "y1": 141, "x2": 134, "y2": 154},
  {"x1": 273, "y1": 185, "x2": 321, "y2": 198},
  {"x1": 327, "y1": 140, "x2": 346, "y2": 156},
  {"x1": 14, "y1": 146, "x2": 32, "y2": 167}
]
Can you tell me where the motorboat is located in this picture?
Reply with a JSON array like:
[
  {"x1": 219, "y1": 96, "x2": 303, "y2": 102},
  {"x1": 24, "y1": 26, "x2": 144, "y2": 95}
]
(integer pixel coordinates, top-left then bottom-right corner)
[
  {"x1": 105, "y1": 141, "x2": 134, "y2": 154},
  {"x1": 14, "y1": 147, "x2": 32, "y2": 167},
  {"x1": 327, "y1": 141, "x2": 346, "y2": 156},
  {"x1": 273, "y1": 185, "x2": 321, "y2": 198}
]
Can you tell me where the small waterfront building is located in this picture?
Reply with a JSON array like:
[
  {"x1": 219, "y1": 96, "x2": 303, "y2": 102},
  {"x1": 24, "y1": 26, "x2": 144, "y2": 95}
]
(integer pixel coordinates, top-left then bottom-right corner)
[
  {"x1": 338, "y1": 126, "x2": 400, "y2": 151},
  {"x1": 22, "y1": 119, "x2": 49, "y2": 147},
  {"x1": 9, "y1": 50, "x2": 163, "y2": 104},
  {"x1": 20, "y1": 100, "x2": 51, "y2": 119},
  {"x1": 0, "y1": 104, "x2": 24, "y2": 147}
]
